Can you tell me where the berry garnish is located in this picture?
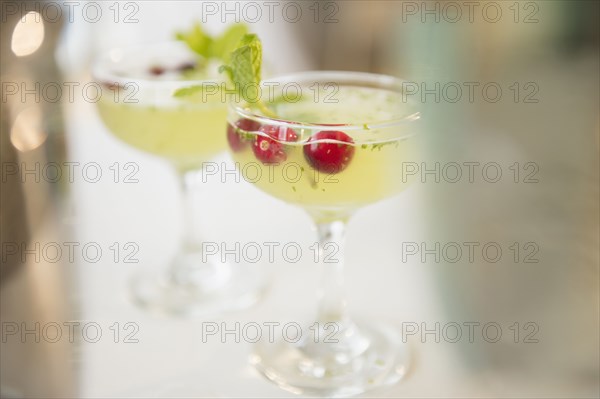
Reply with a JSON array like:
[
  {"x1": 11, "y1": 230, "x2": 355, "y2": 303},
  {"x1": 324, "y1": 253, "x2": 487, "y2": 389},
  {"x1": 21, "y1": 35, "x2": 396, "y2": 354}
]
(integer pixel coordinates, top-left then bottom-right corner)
[
  {"x1": 253, "y1": 135, "x2": 286, "y2": 163},
  {"x1": 149, "y1": 66, "x2": 165, "y2": 76},
  {"x1": 227, "y1": 119, "x2": 261, "y2": 152},
  {"x1": 303, "y1": 131, "x2": 355, "y2": 174},
  {"x1": 259, "y1": 125, "x2": 298, "y2": 142},
  {"x1": 176, "y1": 62, "x2": 196, "y2": 72},
  {"x1": 252, "y1": 125, "x2": 298, "y2": 164},
  {"x1": 101, "y1": 81, "x2": 123, "y2": 91}
]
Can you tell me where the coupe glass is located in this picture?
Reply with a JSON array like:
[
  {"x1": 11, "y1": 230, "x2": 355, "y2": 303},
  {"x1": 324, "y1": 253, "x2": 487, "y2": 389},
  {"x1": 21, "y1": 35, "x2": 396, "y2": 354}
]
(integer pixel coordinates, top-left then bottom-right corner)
[
  {"x1": 226, "y1": 71, "x2": 420, "y2": 396},
  {"x1": 92, "y1": 42, "x2": 265, "y2": 316}
]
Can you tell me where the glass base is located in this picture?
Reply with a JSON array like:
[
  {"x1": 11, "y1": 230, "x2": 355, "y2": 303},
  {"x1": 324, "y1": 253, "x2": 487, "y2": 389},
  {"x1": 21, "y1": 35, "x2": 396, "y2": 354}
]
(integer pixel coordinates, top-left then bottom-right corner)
[
  {"x1": 250, "y1": 320, "x2": 409, "y2": 397},
  {"x1": 129, "y1": 247, "x2": 267, "y2": 317}
]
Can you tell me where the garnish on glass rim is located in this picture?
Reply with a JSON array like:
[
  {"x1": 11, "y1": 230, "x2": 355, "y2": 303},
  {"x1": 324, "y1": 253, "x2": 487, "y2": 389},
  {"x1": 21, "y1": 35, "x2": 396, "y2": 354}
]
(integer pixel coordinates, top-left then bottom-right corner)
[
  {"x1": 175, "y1": 22, "x2": 248, "y2": 67},
  {"x1": 174, "y1": 33, "x2": 276, "y2": 118}
]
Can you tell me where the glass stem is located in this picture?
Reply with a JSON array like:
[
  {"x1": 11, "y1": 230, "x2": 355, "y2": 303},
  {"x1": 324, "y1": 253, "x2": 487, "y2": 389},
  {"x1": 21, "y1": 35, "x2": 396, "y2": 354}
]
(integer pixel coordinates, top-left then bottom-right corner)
[
  {"x1": 169, "y1": 170, "x2": 200, "y2": 284},
  {"x1": 178, "y1": 170, "x2": 201, "y2": 249},
  {"x1": 315, "y1": 221, "x2": 348, "y2": 324},
  {"x1": 170, "y1": 168, "x2": 232, "y2": 289}
]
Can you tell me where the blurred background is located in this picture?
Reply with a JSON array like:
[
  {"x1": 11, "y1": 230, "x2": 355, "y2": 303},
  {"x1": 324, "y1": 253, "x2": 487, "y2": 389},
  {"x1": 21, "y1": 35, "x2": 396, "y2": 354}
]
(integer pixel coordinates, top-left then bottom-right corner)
[{"x1": 1, "y1": 1, "x2": 598, "y2": 397}]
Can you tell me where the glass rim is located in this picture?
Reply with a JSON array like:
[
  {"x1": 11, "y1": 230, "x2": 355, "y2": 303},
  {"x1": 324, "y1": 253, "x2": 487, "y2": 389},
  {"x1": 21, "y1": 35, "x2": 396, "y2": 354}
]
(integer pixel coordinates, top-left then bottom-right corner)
[
  {"x1": 91, "y1": 41, "x2": 223, "y2": 89},
  {"x1": 230, "y1": 70, "x2": 421, "y2": 133}
]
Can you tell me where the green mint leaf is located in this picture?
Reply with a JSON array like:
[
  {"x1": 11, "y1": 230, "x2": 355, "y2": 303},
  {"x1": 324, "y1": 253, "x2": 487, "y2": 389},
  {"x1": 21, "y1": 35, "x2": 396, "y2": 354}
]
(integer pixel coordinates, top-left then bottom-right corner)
[
  {"x1": 239, "y1": 33, "x2": 262, "y2": 82},
  {"x1": 173, "y1": 85, "x2": 205, "y2": 98},
  {"x1": 176, "y1": 24, "x2": 212, "y2": 60},
  {"x1": 176, "y1": 22, "x2": 249, "y2": 63},
  {"x1": 218, "y1": 64, "x2": 234, "y2": 83},
  {"x1": 210, "y1": 24, "x2": 248, "y2": 62},
  {"x1": 230, "y1": 47, "x2": 258, "y2": 100},
  {"x1": 174, "y1": 83, "x2": 243, "y2": 100},
  {"x1": 225, "y1": 34, "x2": 262, "y2": 103},
  {"x1": 230, "y1": 34, "x2": 262, "y2": 85}
]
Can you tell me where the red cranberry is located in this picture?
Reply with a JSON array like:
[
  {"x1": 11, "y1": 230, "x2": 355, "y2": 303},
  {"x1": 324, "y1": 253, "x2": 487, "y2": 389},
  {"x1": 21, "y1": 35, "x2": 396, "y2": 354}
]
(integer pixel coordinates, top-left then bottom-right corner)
[
  {"x1": 227, "y1": 119, "x2": 261, "y2": 152},
  {"x1": 303, "y1": 131, "x2": 355, "y2": 174},
  {"x1": 252, "y1": 125, "x2": 298, "y2": 164}
]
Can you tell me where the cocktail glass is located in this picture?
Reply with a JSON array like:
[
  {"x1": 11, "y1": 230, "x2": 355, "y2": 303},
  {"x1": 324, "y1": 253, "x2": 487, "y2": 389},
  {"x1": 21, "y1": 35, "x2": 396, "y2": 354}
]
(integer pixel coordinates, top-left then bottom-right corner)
[
  {"x1": 93, "y1": 41, "x2": 264, "y2": 316},
  {"x1": 226, "y1": 71, "x2": 419, "y2": 396}
]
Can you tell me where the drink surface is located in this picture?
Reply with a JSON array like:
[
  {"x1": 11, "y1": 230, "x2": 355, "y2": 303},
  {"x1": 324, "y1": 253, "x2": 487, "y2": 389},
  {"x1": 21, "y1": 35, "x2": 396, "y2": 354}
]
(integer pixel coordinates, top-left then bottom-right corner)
[
  {"x1": 98, "y1": 98, "x2": 227, "y2": 170},
  {"x1": 229, "y1": 85, "x2": 418, "y2": 219},
  {"x1": 95, "y1": 52, "x2": 227, "y2": 171}
]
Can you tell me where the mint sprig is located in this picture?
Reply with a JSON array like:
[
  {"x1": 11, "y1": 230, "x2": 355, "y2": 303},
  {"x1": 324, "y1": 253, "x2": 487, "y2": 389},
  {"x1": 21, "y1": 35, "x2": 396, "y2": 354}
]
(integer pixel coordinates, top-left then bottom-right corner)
[
  {"x1": 212, "y1": 24, "x2": 249, "y2": 63},
  {"x1": 175, "y1": 33, "x2": 276, "y2": 118},
  {"x1": 175, "y1": 23, "x2": 248, "y2": 65},
  {"x1": 218, "y1": 34, "x2": 262, "y2": 103}
]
